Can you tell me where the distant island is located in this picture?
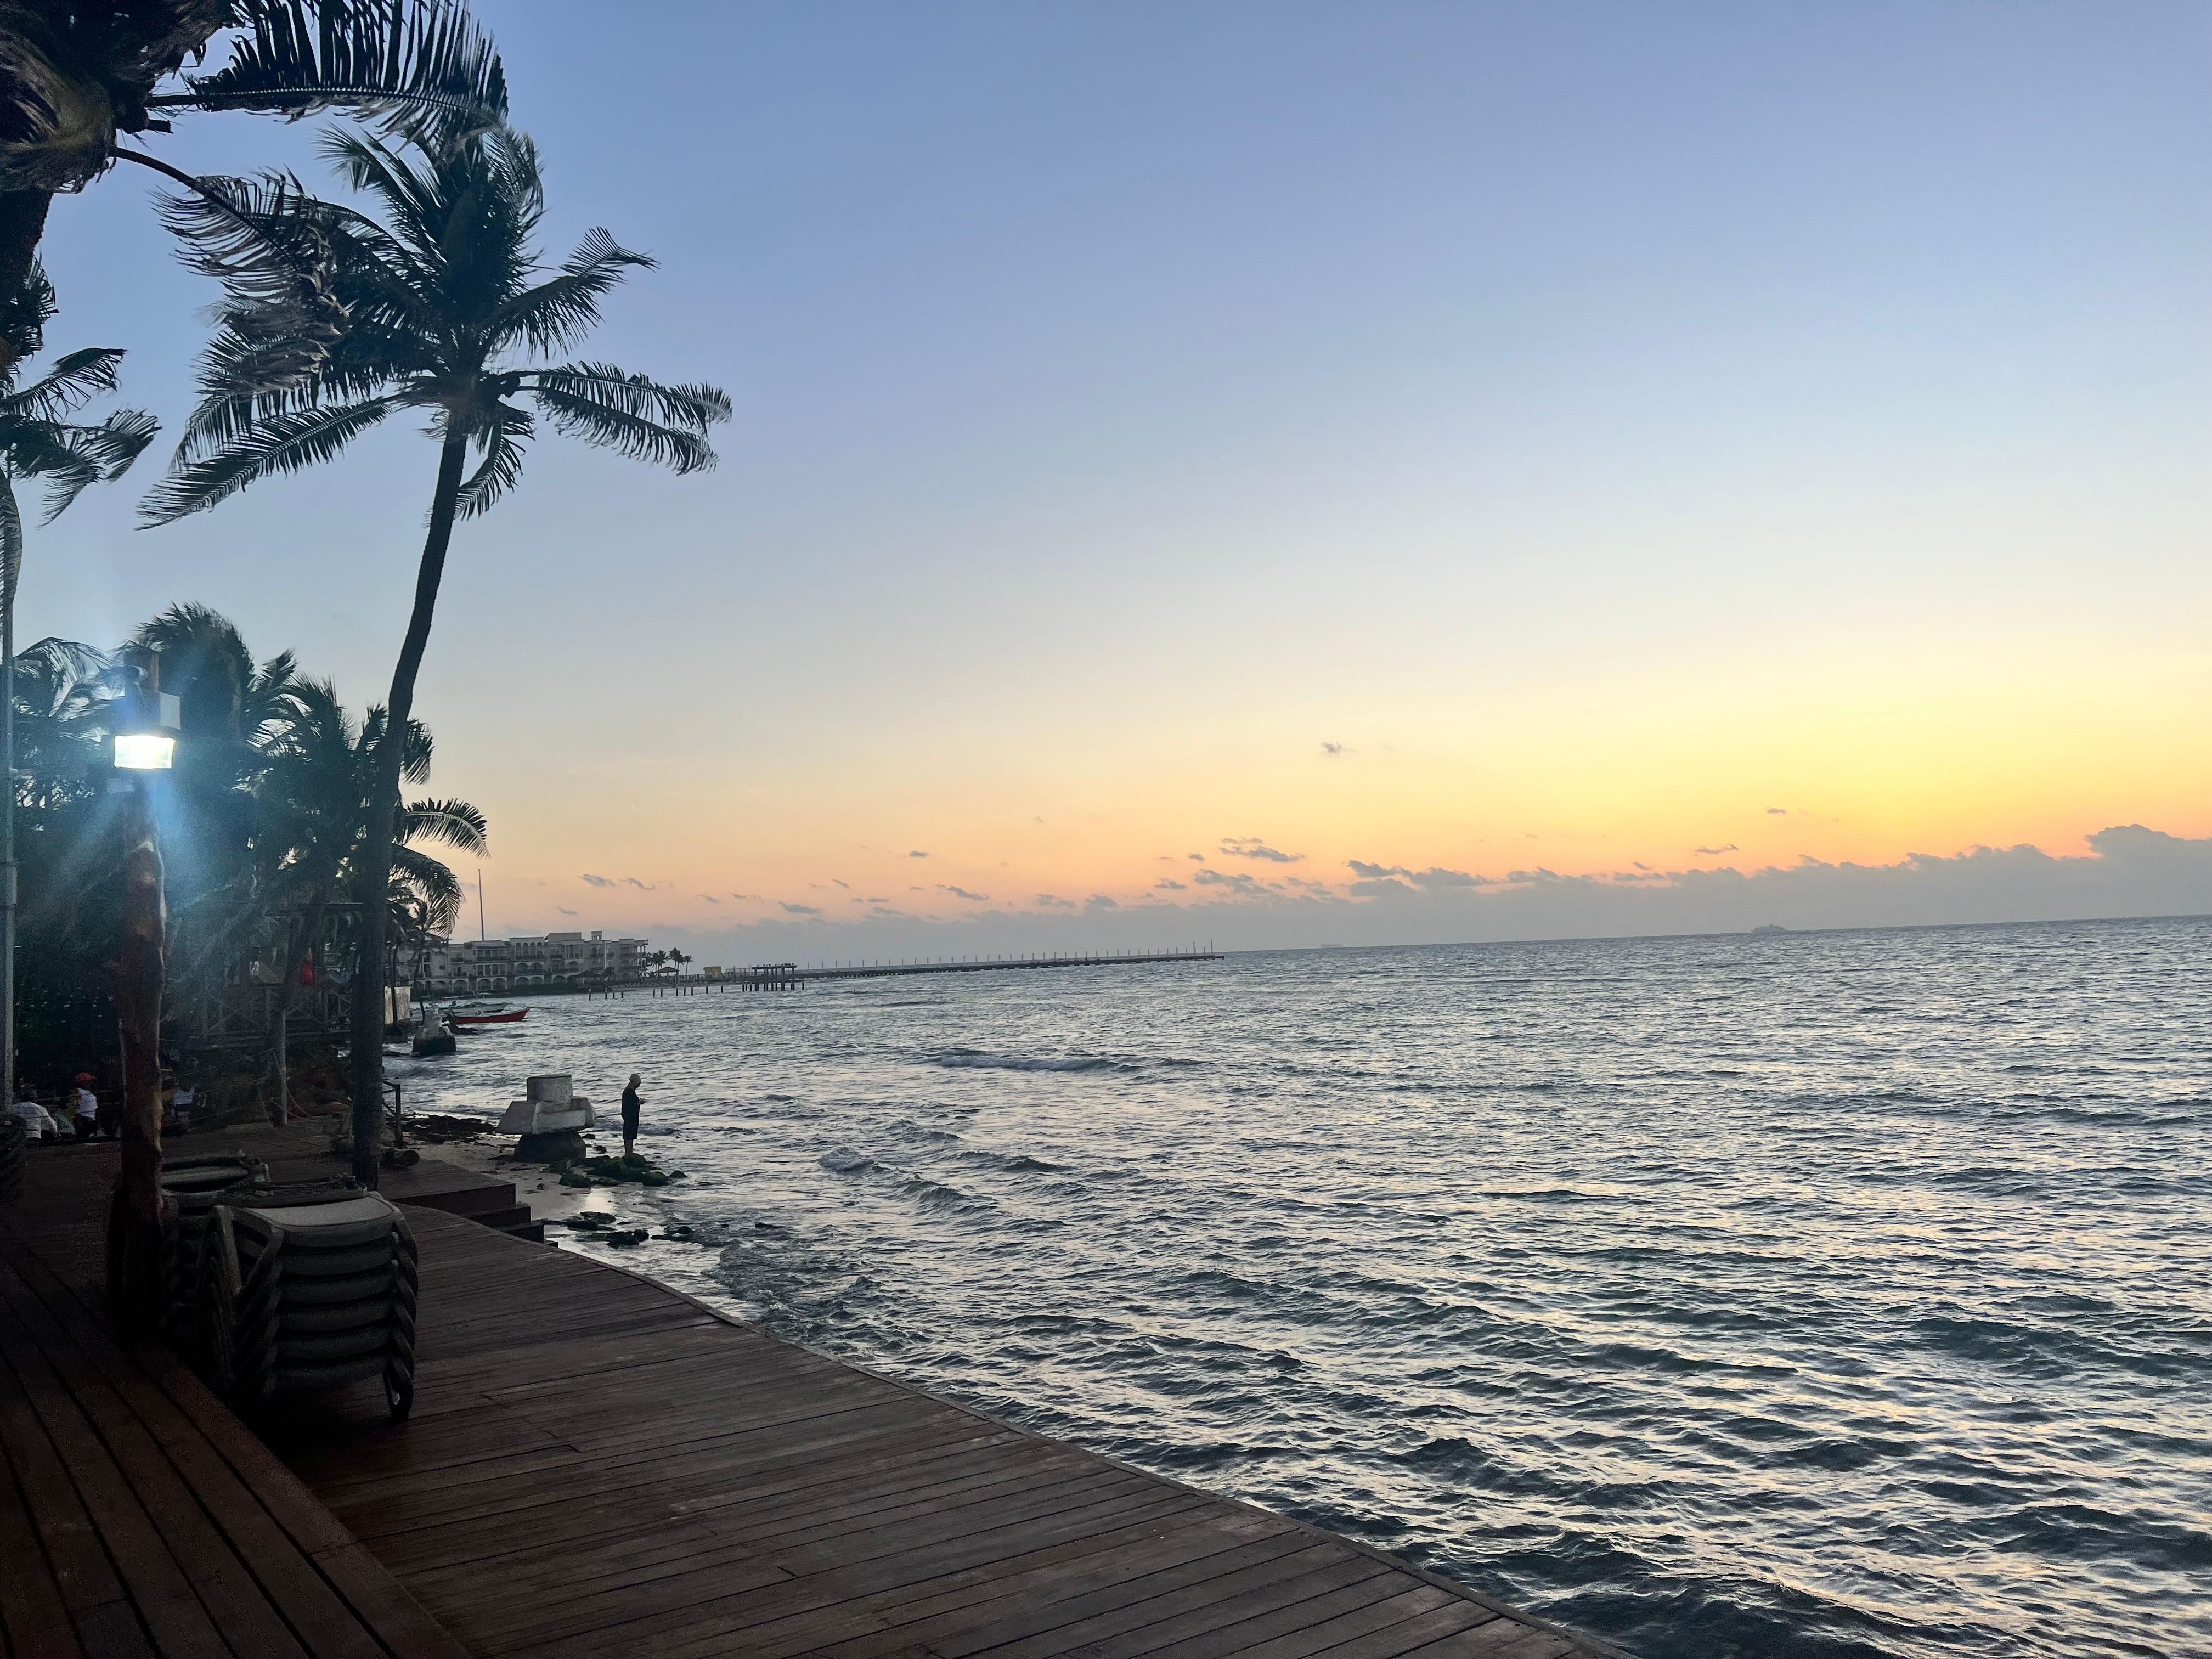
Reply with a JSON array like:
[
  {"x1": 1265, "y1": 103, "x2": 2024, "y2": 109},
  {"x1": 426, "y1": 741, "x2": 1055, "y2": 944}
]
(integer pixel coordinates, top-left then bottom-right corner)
[{"x1": 1750, "y1": 924, "x2": 1793, "y2": 936}]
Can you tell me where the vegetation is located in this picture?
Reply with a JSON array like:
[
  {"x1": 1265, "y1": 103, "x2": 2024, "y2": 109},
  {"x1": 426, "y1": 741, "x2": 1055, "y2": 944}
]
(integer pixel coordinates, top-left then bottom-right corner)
[
  {"x1": 9, "y1": 603, "x2": 483, "y2": 1109},
  {"x1": 148, "y1": 120, "x2": 728, "y2": 1181},
  {"x1": 0, "y1": 0, "x2": 507, "y2": 368},
  {"x1": 0, "y1": 259, "x2": 157, "y2": 1099},
  {"x1": 3, "y1": 7, "x2": 720, "y2": 1192}
]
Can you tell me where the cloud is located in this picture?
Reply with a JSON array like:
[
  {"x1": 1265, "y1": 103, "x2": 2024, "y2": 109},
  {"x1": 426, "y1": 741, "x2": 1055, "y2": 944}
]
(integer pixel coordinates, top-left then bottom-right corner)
[
  {"x1": 623, "y1": 877, "x2": 651, "y2": 889},
  {"x1": 1321, "y1": 742, "x2": 1351, "y2": 757},
  {"x1": 832, "y1": 878, "x2": 850, "y2": 889},
  {"x1": 1085, "y1": 894, "x2": 1119, "y2": 912},
  {"x1": 579, "y1": 874, "x2": 616, "y2": 888},
  {"x1": 939, "y1": 885, "x2": 989, "y2": 901},
  {"x1": 863, "y1": 896, "x2": 888, "y2": 904},
  {"x1": 1348, "y1": 877, "x2": 1417, "y2": 898},
  {"x1": 1036, "y1": 894, "x2": 1077, "y2": 910},
  {"x1": 524, "y1": 826, "x2": 2212, "y2": 960},
  {"x1": 699, "y1": 895, "x2": 720, "y2": 904},
  {"x1": 730, "y1": 892, "x2": 759, "y2": 901},
  {"x1": 1694, "y1": 845, "x2": 1739, "y2": 856},
  {"x1": 1188, "y1": 853, "x2": 1206, "y2": 862},
  {"x1": 557, "y1": 907, "x2": 577, "y2": 916},
  {"x1": 1194, "y1": 868, "x2": 1269, "y2": 896},
  {"x1": 1221, "y1": 837, "x2": 1305, "y2": 864},
  {"x1": 1154, "y1": 878, "x2": 1187, "y2": 890},
  {"x1": 1767, "y1": 807, "x2": 1790, "y2": 816},
  {"x1": 909, "y1": 850, "x2": 929, "y2": 859},
  {"x1": 1347, "y1": 860, "x2": 1482, "y2": 890},
  {"x1": 781, "y1": 902, "x2": 821, "y2": 916}
]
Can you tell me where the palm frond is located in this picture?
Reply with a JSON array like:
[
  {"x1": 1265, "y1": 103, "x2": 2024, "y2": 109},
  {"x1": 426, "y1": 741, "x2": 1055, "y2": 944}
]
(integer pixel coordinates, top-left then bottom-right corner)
[
  {"x1": 389, "y1": 844, "x2": 464, "y2": 933},
  {"x1": 402, "y1": 795, "x2": 487, "y2": 854},
  {"x1": 0, "y1": 476, "x2": 20, "y2": 612},
  {"x1": 487, "y1": 228, "x2": 653, "y2": 356},
  {"x1": 529, "y1": 364, "x2": 730, "y2": 474},
  {"x1": 37, "y1": 408, "x2": 157, "y2": 520},
  {"x1": 154, "y1": 0, "x2": 508, "y2": 142},
  {"x1": 140, "y1": 397, "x2": 390, "y2": 522},
  {"x1": 0, "y1": 261, "x2": 55, "y2": 365},
  {"x1": 5, "y1": 347, "x2": 125, "y2": 421},
  {"x1": 454, "y1": 404, "x2": 529, "y2": 517},
  {"x1": 154, "y1": 168, "x2": 348, "y2": 393}
]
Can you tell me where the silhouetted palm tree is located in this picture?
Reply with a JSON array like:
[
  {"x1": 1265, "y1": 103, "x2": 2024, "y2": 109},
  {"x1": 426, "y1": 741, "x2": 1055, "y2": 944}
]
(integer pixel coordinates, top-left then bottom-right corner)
[
  {"x1": 0, "y1": 0, "x2": 507, "y2": 364},
  {"x1": 0, "y1": 262, "x2": 154, "y2": 1099},
  {"x1": 252, "y1": 674, "x2": 483, "y2": 1117},
  {"x1": 150, "y1": 125, "x2": 727, "y2": 1182}
]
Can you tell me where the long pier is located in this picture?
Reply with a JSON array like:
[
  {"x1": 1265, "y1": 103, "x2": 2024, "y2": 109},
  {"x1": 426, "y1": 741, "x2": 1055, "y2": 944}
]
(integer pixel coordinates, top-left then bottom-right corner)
[{"x1": 734, "y1": 944, "x2": 1220, "y2": 988}]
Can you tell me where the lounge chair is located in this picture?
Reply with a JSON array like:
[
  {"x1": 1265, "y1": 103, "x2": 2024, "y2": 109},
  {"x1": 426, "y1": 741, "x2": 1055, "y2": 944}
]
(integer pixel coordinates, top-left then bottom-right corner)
[
  {"x1": 0, "y1": 1114, "x2": 22, "y2": 1205},
  {"x1": 159, "y1": 1153, "x2": 264, "y2": 1355},
  {"x1": 196, "y1": 1191, "x2": 420, "y2": 1422}
]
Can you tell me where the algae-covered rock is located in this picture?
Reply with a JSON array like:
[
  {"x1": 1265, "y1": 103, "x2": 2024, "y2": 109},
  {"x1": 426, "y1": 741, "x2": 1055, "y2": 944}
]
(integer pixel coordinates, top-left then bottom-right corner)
[
  {"x1": 571, "y1": 1151, "x2": 682, "y2": 1187},
  {"x1": 605, "y1": 1228, "x2": 648, "y2": 1247},
  {"x1": 558, "y1": 1169, "x2": 592, "y2": 1188}
]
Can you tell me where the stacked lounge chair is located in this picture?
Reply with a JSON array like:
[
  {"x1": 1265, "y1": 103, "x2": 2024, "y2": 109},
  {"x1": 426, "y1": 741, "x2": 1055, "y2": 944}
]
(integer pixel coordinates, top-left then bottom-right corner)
[
  {"x1": 196, "y1": 1189, "x2": 420, "y2": 1422},
  {"x1": 158, "y1": 1153, "x2": 264, "y2": 1353},
  {"x1": 0, "y1": 1113, "x2": 23, "y2": 1205}
]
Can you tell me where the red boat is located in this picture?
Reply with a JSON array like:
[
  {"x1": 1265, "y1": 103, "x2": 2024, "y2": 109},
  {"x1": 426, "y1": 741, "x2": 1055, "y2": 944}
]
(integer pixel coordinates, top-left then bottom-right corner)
[{"x1": 447, "y1": 1001, "x2": 529, "y2": 1027}]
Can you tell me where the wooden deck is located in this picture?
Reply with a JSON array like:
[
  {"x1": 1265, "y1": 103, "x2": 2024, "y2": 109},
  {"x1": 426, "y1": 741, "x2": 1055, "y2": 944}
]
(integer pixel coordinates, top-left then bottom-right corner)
[
  {"x1": 0, "y1": 1139, "x2": 465, "y2": 1659},
  {"x1": 2, "y1": 1138, "x2": 1625, "y2": 1659}
]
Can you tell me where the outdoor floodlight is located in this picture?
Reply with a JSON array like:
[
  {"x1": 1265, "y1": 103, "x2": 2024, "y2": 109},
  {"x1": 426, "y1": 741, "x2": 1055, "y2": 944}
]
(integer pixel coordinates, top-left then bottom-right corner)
[
  {"x1": 113, "y1": 732, "x2": 176, "y2": 771},
  {"x1": 114, "y1": 687, "x2": 180, "y2": 770}
]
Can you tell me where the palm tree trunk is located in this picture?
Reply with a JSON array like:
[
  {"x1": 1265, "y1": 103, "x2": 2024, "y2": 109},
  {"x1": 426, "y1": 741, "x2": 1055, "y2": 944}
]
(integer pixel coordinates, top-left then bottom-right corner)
[
  {"x1": 348, "y1": 432, "x2": 467, "y2": 1187},
  {"x1": 267, "y1": 891, "x2": 328, "y2": 1125},
  {"x1": 106, "y1": 783, "x2": 165, "y2": 1331}
]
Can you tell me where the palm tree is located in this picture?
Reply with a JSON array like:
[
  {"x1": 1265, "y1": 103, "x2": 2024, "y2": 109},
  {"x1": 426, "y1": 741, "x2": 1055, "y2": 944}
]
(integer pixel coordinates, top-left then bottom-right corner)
[
  {"x1": 0, "y1": 0, "x2": 507, "y2": 367},
  {"x1": 252, "y1": 675, "x2": 484, "y2": 1119},
  {"x1": 149, "y1": 126, "x2": 728, "y2": 1183},
  {"x1": 125, "y1": 602, "x2": 301, "y2": 989},
  {"x1": 0, "y1": 263, "x2": 155, "y2": 1103}
]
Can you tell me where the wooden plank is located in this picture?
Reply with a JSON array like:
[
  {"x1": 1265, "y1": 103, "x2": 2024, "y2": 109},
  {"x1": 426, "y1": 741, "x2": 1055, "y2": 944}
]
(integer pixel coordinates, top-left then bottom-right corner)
[
  {"x1": 0, "y1": 1306, "x2": 230, "y2": 1659},
  {"x1": 0, "y1": 1259, "x2": 316, "y2": 1659},
  {"x1": 938, "y1": 1540, "x2": 1358, "y2": 1659},
  {"x1": 0, "y1": 1356, "x2": 126, "y2": 1621},
  {"x1": 0, "y1": 1448, "x2": 79, "y2": 1658},
  {"x1": 810, "y1": 1523, "x2": 1318, "y2": 1659},
  {"x1": 1150, "y1": 1583, "x2": 1469, "y2": 1659}
]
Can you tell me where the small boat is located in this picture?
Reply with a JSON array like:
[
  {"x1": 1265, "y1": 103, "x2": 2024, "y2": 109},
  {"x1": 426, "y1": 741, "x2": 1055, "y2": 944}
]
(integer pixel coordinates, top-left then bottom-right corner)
[{"x1": 447, "y1": 1001, "x2": 529, "y2": 1028}]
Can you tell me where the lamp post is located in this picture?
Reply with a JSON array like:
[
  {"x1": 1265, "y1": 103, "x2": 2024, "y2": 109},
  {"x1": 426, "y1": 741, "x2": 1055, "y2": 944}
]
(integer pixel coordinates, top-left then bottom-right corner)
[{"x1": 104, "y1": 650, "x2": 176, "y2": 1333}]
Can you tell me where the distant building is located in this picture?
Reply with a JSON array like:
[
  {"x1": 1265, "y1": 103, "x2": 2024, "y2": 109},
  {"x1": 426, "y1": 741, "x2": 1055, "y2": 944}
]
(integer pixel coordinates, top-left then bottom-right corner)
[{"x1": 422, "y1": 931, "x2": 649, "y2": 995}]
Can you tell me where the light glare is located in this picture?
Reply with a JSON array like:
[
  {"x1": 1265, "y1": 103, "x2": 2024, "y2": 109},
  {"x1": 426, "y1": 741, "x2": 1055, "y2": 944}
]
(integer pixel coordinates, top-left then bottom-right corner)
[{"x1": 114, "y1": 733, "x2": 175, "y2": 771}]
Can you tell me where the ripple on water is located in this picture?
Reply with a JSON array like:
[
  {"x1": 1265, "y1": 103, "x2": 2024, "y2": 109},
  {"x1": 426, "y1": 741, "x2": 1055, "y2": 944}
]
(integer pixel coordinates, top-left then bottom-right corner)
[{"x1": 392, "y1": 916, "x2": 2212, "y2": 1659}]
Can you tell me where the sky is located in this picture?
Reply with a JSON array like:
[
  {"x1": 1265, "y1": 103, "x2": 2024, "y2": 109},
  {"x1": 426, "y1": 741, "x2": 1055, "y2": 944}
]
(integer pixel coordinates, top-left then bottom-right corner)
[{"x1": 24, "y1": 2, "x2": 2212, "y2": 958}]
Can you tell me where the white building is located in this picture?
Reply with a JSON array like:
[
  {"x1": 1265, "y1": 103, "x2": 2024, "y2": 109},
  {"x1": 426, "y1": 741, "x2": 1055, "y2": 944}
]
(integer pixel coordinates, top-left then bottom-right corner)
[{"x1": 422, "y1": 931, "x2": 649, "y2": 995}]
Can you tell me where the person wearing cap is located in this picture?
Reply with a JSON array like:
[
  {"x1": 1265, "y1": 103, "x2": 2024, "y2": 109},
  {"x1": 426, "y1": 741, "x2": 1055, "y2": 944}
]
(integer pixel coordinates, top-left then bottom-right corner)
[{"x1": 72, "y1": 1074, "x2": 100, "y2": 1141}]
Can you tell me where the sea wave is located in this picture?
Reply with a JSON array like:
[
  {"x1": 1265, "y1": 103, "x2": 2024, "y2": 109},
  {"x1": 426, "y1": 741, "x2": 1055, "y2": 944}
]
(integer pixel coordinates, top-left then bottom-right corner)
[{"x1": 928, "y1": 1047, "x2": 1130, "y2": 1073}]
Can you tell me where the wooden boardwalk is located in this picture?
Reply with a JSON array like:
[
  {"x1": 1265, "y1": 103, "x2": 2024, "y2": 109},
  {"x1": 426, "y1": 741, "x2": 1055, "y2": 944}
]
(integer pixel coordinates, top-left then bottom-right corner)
[
  {"x1": 0, "y1": 1140, "x2": 464, "y2": 1659},
  {"x1": 2, "y1": 1139, "x2": 1625, "y2": 1659}
]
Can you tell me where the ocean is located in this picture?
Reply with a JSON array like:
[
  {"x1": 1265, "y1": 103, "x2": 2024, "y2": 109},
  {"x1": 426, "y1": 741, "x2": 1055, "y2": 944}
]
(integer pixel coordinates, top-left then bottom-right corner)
[{"x1": 388, "y1": 915, "x2": 2211, "y2": 1659}]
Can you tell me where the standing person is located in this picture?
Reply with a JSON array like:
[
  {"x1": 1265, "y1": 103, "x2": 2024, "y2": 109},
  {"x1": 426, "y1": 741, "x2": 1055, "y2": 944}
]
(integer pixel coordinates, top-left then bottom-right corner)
[
  {"x1": 72, "y1": 1073, "x2": 99, "y2": 1141},
  {"x1": 620, "y1": 1074, "x2": 642, "y2": 1157}
]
